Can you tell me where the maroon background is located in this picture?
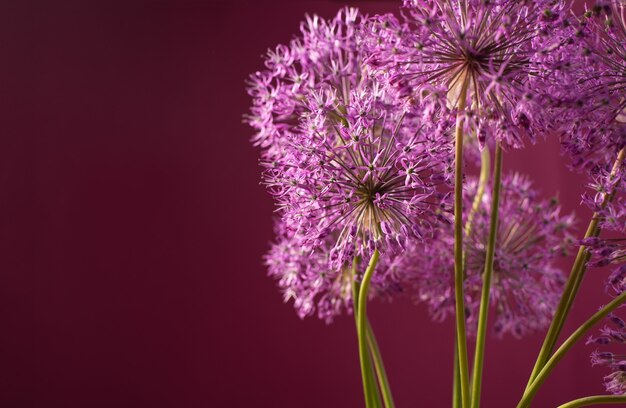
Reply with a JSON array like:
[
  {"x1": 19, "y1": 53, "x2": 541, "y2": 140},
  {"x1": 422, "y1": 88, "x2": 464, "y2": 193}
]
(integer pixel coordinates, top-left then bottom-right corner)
[{"x1": 0, "y1": 1, "x2": 613, "y2": 407}]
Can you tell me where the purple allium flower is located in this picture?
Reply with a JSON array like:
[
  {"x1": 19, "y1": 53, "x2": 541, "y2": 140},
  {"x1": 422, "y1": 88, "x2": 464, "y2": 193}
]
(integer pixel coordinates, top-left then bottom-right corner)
[
  {"x1": 264, "y1": 79, "x2": 454, "y2": 268},
  {"x1": 266, "y1": 220, "x2": 410, "y2": 323},
  {"x1": 248, "y1": 8, "x2": 455, "y2": 267},
  {"x1": 363, "y1": 0, "x2": 568, "y2": 149},
  {"x1": 407, "y1": 173, "x2": 574, "y2": 337}
]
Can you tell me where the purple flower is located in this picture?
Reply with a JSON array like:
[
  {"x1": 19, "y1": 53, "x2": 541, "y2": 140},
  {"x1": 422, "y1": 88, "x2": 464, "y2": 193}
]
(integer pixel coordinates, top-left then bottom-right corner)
[
  {"x1": 265, "y1": 80, "x2": 454, "y2": 268},
  {"x1": 248, "y1": 7, "x2": 458, "y2": 322},
  {"x1": 407, "y1": 173, "x2": 574, "y2": 337},
  {"x1": 249, "y1": 8, "x2": 455, "y2": 267},
  {"x1": 363, "y1": 0, "x2": 568, "y2": 149}
]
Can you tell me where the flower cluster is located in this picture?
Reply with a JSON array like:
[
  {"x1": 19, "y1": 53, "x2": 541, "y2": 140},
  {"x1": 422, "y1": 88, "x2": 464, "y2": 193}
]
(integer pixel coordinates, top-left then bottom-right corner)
[
  {"x1": 246, "y1": 0, "x2": 626, "y2": 401},
  {"x1": 264, "y1": 83, "x2": 454, "y2": 269},
  {"x1": 409, "y1": 173, "x2": 574, "y2": 337},
  {"x1": 363, "y1": 0, "x2": 568, "y2": 149},
  {"x1": 249, "y1": 7, "x2": 455, "y2": 322}
]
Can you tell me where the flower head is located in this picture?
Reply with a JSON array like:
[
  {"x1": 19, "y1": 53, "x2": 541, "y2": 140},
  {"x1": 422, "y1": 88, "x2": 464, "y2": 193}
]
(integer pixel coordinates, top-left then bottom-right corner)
[
  {"x1": 364, "y1": 0, "x2": 568, "y2": 149},
  {"x1": 408, "y1": 173, "x2": 574, "y2": 337},
  {"x1": 265, "y1": 80, "x2": 454, "y2": 268},
  {"x1": 249, "y1": 8, "x2": 455, "y2": 267}
]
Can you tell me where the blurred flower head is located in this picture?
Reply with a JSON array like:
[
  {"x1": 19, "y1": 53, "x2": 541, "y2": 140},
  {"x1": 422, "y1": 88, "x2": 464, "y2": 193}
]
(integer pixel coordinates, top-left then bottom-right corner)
[{"x1": 408, "y1": 173, "x2": 574, "y2": 337}]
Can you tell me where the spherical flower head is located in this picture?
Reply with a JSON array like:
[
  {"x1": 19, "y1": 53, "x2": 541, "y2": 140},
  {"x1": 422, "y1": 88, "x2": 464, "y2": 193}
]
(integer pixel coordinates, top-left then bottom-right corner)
[
  {"x1": 266, "y1": 220, "x2": 412, "y2": 323},
  {"x1": 246, "y1": 7, "x2": 365, "y2": 159},
  {"x1": 408, "y1": 172, "x2": 574, "y2": 337},
  {"x1": 363, "y1": 0, "x2": 568, "y2": 149},
  {"x1": 265, "y1": 77, "x2": 454, "y2": 268}
]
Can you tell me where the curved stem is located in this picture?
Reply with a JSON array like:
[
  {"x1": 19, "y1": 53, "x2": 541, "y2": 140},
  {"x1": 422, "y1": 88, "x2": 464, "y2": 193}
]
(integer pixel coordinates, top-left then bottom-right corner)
[
  {"x1": 470, "y1": 144, "x2": 503, "y2": 408},
  {"x1": 366, "y1": 321, "x2": 395, "y2": 408},
  {"x1": 557, "y1": 395, "x2": 626, "y2": 408},
  {"x1": 454, "y1": 80, "x2": 471, "y2": 408},
  {"x1": 525, "y1": 147, "x2": 625, "y2": 390},
  {"x1": 352, "y1": 258, "x2": 381, "y2": 408},
  {"x1": 356, "y1": 250, "x2": 381, "y2": 408},
  {"x1": 464, "y1": 147, "x2": 491, "y2": 240},
  {"x1": 517, "y1": 289, "x2": 626, "y2": 408}
]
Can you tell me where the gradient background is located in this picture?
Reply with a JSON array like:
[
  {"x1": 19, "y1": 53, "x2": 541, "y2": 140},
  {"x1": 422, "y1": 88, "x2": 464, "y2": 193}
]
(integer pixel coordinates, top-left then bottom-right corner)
[{"x1": 0, "y1": 1, "x2": 612, "y2": 407}]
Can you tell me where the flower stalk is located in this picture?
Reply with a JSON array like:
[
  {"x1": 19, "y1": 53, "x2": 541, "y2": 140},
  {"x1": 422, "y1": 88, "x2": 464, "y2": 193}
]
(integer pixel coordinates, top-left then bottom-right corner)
[
  {"x1": 525, "y1": 147, "x2": 626, "y2": 389},
  {"x1": 366, "y1": 321, "x2": 395, "y2": 408},
  {"x1": 464, "y1": 148, "x2": 491, "y2": 240},
  {"x1": 454, "y1": 80, "x2": 471, "y2": 408},
  {"x1": 556, "y1": 395, "x2": 626, "y2": 408},
  {"x1": 470, "y1": 144, "x2": 503, "y2": 408},
  {"x1": 356, "y1": 250, "x2": 382, "y2": 408},
  {"x1": 453, "y1": 342, "x2": 461, "y2": 408},
  {"x1": 517, "y1": 288, "x2": 626, "y2": 408}
]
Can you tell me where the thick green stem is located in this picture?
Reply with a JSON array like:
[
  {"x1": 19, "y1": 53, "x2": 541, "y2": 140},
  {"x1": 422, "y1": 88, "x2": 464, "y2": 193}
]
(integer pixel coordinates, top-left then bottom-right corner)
[
  {"x1": 352, "y1": 258, "x2": 394, "y2": 408},
  {"x1": 517, "y1": 289, "x2": 626, "y2": 408},
  {"x1": 366, "y1": 321, "x2": 395, "y2": 408},
  {"x1": 525, "y1": 147, "x2": 626, "y2": 390},
  {"x1": 356, "y1": 250, "x2": 381, "y2": 408},
  {"x1": 470, "y1": 144, "x2": 503, "y2": 408},
  {"x1": 557, "y1": 395, "x2": 626, "y2": 408},
  {"x1": 454, "y1": 80, "x2": 471, "y2": 408}
]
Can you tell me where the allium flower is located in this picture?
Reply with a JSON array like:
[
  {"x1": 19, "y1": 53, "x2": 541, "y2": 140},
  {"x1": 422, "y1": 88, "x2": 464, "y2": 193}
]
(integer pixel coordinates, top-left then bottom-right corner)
[
  {"x1": 364, "y1": 0, "x2": 568, "y2": 149},
  {"x1": 248, "y1": 8, "x2": 455, "y2": 267},
  {"x1": 264, "y1": 81, "x2": 454, "y2": 268},
  {"x1": 408, "y1": 173, "x2": 574, "y2": 337},
  {"x1": 266, "y1": 220, "x2": 410, "y2": 323}
]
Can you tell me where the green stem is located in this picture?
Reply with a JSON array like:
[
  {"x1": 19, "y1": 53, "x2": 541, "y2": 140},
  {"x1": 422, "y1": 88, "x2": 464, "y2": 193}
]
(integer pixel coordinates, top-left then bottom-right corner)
[
  {"x1": 454, "y1": 80, "x2": 471, "y2": 408},
  {"x1": 470, "y1": 144, "x2": 503, "y2": 408},
  {"x1": 366, "y1": 321, "x2": 395, "y2": 408},
  {"x1": 517, "y1": 289, "x2": 626, "y2": 408},
  {"x1": 352, "y1": 259, "x2": 380, "y2": 408},
  {"x1": 453, "y1": 337, "x2": 461, "y2": 408},
  {"x1": 463, "y1": 146, "x2": 490, "y2": 278},
  {"x1": 464, "y1": 147, "x2": 491, "y2": 240},
  {"x1": 557, "y1": 395, "x2": 626, "y2": 408},
  {"x1": 356, "y1": 250, "x2": 381, "y2": 408},
  {"x1": 525, "y1": 147, "x2": 626, "y2": 390}
]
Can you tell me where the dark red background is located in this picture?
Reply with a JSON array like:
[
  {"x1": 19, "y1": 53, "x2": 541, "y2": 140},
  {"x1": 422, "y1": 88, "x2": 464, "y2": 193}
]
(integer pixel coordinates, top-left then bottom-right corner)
[{"x1": 0, "y1": 1, "x2": 613, "y2": 407}]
